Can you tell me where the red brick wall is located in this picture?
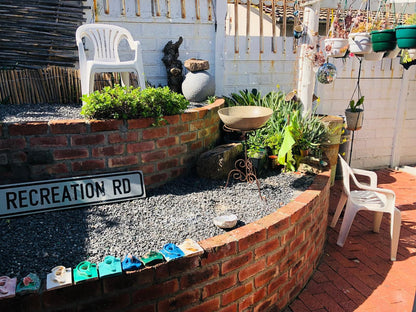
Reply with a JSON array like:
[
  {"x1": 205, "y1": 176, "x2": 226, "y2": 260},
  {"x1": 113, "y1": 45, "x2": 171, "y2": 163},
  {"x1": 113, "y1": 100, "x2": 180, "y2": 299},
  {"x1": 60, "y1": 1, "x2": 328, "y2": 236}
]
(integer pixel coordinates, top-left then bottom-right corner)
[
  {"x1": 0, "y1": 99, "x2": 224, "y2": 188},
  {"x1": 0, "y1": 170, "x2": 331, "y2": 312}
]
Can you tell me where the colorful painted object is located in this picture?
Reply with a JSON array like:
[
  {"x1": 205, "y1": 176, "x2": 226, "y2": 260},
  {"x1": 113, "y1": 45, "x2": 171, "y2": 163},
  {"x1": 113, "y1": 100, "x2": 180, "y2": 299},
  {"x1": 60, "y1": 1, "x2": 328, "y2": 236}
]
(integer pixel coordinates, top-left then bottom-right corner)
[
  {"x1": 73, "y1": 261, "x2": 98, "y2": 284},
  {"x1": 160, "y1": 243, "x2": 185, "y2": 262},
  {"x1": 99, "y1": 256, "x2": 122, "y2": 278},
  {"x1": 140, "y1": 251, "x2": 165, "y2": 266},
  {"x1": 16, "y1": 273, "x2": 40, "y2": 295},
  {"x1": 178, "y1": 239, "x2": 204, "y2": 257},
  {"x1": 122, "y1": 254, "x2": 143, "y2": 272},
  {"x1": 0, "y1": 276, "x2": 17, "y2": 299},
  {"x1": 46, "y1": 266, "x2": 72, "y2": 290}
]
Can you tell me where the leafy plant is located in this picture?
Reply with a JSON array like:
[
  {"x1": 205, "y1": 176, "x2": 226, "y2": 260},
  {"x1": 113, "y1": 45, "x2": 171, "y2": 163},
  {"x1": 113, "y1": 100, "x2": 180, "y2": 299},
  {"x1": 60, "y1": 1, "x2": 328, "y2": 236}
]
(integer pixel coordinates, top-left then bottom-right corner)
[
  {"x1": 405, "y1": 13, "x2": 416, "y2": 25},
  {"x1": 348, "y1": 96, "x2": 364, "y2": 112},
  {"x1": 81, "y1": 85, "x2": 189, "y2": 124}
]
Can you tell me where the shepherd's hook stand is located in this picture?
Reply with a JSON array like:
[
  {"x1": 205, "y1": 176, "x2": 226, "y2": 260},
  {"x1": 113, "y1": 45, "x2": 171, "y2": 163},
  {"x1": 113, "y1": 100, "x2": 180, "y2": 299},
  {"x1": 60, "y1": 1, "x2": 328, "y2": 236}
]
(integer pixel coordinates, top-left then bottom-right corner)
[{"x1": 223, "y1": 125, "x2": 267, "y2": 202}]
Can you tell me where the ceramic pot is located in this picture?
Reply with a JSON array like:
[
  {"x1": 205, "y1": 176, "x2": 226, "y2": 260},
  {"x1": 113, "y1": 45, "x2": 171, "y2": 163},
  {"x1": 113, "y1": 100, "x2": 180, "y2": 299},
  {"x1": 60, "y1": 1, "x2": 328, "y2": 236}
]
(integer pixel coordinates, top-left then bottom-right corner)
[
  {"x1": 349, "y1": 32, "x2": 372, "y2": 55},
  {"x1": 324, "y1": 38, "x2": 349, "y2": 58},
  {"x1": 345, "y1": 109, "x2": 364, "y2": 131},
  {"x1": 371, "y1": 29, "x2": 397, "y2": 52},
  {"x1": 294, "y1": 25, "x2": 304, "y2": 39},
  {"x1": 395, "y1": 25, "x2": 416, "y2": 49}
]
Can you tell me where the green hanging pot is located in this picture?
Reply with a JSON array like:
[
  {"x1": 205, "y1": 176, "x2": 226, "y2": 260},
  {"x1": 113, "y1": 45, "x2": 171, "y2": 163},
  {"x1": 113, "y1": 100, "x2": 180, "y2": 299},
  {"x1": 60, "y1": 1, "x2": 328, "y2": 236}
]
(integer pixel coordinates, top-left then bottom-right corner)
[
  {"x1": 395, "y1": 25, "x2": 416, "y2": 49},
  {"x1": 371, "y1": 29, "x2": 397, "y2": 52}
]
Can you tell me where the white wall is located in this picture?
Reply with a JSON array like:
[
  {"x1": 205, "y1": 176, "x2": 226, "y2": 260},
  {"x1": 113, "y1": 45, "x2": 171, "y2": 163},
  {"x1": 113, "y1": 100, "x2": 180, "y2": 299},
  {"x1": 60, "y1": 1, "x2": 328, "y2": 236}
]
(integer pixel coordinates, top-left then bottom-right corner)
[{"x1": 82, "y1": 0, "x2": 416, "y2": 169}]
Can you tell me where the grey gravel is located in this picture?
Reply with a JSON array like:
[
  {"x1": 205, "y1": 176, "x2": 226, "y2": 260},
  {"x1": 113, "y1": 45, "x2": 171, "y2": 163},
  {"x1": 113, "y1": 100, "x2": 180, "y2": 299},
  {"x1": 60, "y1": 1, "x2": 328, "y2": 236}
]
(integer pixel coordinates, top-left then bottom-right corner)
[{"x1": 0, "y1": 171, "x2": 314, "y2": 280}]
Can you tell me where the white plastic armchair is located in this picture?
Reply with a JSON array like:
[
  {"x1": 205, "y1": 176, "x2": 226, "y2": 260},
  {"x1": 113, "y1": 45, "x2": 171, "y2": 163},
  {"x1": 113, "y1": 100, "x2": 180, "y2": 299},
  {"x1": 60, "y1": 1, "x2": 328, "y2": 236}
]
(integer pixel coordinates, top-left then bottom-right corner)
[
  {"x1": 332, "y1": 155, "x2": 401, "y2": 261},
  {"x1": 76, "y1": 24, "x2": 146, "y2": 96}
]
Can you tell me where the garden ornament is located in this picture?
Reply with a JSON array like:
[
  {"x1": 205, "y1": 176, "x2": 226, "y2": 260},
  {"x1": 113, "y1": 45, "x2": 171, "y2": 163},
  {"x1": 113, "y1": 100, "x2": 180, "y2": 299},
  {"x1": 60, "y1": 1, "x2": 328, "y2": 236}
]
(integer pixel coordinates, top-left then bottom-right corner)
[
  {"x1": 178, "y1": 239, "x2": 204, "y2": 257},
  {"x1": 16, "y1": 273, "x2": 40, "y2": 295},
  {"x1": 46, "y1": 266, "x2": 72, "y2": 290},
  {"x1": 122, "y1": 254, "x2": 143, "y2": 272},
  {"x1": 99, "y1": 256, "x2": 122, "y2": 278},
  {"x1": 73, "y1": 261, "x2": 98, "y2": 284},
  {"x1": 0, "y1": 276, "x2": 17, "y2": 299},
  {"x1": 140, "y1": 251, "x2": 165, "y2": 266},
  {"x1": 162, "y1": 37, "x2": 184, "y2": 94},
  {"x1": 160, "y1": 243, "x2": 185, "y2": 262},
  {"x1": 317, "y1": 63, "x2": 337, "y2": 84}
]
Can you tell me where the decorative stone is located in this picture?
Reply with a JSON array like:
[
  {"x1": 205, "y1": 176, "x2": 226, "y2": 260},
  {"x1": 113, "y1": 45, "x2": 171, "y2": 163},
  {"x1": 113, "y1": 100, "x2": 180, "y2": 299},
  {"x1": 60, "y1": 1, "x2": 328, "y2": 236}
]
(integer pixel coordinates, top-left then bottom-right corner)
[
  {"x1": 160, "y1": 243, "x2": 185, "y2": 262},
  {"x1": 16, "y1": 273, "x2": 41, "y2": 295},
  {"x1": 213, "y1": 214, "x2": 238, "y2": 229},
  {"x1": 182, "y1": 71, "x2": 215, "y2": 102},
  {"x1": 184, "y1": 58, "x2": 210, "y2": 72},
  {"x1": 178, "y1": 239, "x2": 204, "y2": 257},
  {"x1": 122, "y1": 254, "x2": 143, "y2": 272},
  {"x1": 98, "y1": 256, "x2": 122, "y2": 278},
  {"x1": 140, "y1": 251, "x2": 165, "y2": 266},
  {"x1": 46, "y1": 266, "x2": 73, "y2": 290},
  {"x1": 73, "y1": 261, "x2": 98, "y2": 284},
  {"x1": 0, "y1": 276, "x2": 17, "y2": 299},
  {"x1": 197, "y1": 143, "x2": 243, "y2": 180}
]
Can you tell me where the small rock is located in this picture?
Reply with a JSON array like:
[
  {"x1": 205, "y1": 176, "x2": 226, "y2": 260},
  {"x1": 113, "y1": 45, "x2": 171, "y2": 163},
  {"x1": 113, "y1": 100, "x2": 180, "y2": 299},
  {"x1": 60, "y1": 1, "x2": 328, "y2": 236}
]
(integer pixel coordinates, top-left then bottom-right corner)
[
  {"x1": 213, "y1": 214, "x2": 238, "y2": 229},
  {"x1": 184, "y1": 58, "x2": 210, "y2": 72}
]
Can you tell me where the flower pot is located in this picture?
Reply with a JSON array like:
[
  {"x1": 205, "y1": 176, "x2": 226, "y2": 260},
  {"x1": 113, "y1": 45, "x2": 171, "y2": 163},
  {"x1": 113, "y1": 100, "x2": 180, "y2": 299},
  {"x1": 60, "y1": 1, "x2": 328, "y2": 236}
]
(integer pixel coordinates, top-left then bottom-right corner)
[
  {"x1": 324, "y1": 38, "x2": 349, "y2": 58},
  {"x1": 345, "y1": 109, "x2": 364, "y2": 131},
  {"x1": 371, "y1": 29, "x2": 397, "y2": 52},
  {"x1": 349, "y1": 32, "x2": 372, "y2": 55},
  {"x1": 395, "y1": 25, "x2": 416, "y2": 49}
]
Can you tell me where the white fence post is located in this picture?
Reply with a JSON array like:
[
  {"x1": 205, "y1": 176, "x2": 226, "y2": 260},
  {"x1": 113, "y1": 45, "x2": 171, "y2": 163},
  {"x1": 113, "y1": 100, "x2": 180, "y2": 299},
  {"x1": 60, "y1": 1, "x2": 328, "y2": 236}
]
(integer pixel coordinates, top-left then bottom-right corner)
[{"x1": 214, "y1": 0, "x2": 227, "y2": 96}]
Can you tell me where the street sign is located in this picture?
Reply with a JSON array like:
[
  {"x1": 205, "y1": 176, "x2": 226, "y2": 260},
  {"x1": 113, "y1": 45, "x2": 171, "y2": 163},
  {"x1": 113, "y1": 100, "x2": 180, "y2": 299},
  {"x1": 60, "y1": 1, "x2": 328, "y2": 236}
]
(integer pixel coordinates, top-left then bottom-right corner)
[{"x1": 0, "y1": 171, "x2": 146, "y2": 218}]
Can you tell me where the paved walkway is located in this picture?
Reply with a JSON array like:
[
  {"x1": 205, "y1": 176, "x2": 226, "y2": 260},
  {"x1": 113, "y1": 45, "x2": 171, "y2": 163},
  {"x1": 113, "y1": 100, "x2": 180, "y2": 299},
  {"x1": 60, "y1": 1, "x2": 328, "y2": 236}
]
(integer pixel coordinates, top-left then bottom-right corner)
[{"x1": 286, "y1": 168, "x2": 416, "y2": 312}]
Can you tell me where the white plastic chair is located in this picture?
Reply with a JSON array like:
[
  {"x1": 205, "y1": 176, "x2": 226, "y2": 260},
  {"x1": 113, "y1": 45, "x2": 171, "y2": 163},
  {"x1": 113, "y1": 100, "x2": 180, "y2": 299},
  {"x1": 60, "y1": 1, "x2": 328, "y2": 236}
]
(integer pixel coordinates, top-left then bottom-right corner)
[
  {"x1": 76, "y1": 24, "x2": 146, "y2": 96},
  {"x1": 331, "y1": 155, "x2": 401, "y2": 261}
]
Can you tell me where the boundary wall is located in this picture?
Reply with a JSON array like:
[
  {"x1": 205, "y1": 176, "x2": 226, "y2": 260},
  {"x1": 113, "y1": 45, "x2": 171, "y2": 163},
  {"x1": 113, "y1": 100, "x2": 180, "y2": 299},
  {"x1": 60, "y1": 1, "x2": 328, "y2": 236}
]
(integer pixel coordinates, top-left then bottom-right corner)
[{"x1": 0, "y1": 170, "x2": 331, "y2": 312}]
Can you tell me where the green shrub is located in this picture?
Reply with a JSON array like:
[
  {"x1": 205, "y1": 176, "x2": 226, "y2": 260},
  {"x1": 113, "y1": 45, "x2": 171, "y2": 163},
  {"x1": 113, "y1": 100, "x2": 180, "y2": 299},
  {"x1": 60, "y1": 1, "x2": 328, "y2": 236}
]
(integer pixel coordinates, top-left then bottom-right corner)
[{"x1": 81, "y1": 85, "x2": 189, "y2": 124}]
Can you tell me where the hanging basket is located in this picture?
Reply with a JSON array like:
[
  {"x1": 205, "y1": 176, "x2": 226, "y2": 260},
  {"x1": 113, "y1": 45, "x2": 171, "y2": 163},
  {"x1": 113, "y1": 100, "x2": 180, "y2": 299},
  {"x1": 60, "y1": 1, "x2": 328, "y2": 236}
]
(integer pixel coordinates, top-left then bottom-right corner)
[
  {"x1": 395, "y1": 25, "x2": 416, "y2": 49},
  {"x1": 371, "y1": 29, "x2": 397, "y2": 52},
  {"x1": 324, "y1": 38, "x2": 349, "y2": 58},
  {"x1": 345, "y1": 109, "x2": 364, "y2": 131},
  {"x1": 349, "y1": 32, "x2": 373, "y2": 55}
]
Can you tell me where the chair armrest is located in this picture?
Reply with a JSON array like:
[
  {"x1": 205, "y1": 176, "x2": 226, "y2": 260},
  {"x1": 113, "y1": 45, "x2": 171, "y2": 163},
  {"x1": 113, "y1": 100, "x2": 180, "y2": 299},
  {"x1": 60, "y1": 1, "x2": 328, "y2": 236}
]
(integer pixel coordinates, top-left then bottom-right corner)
[
  {"x1": 352, "y1": 168, "x2": 378, "y2": 188},
  {"x1": 131, "y1": 40, "x2": 142, "y2": 62},
  {"x1": 76, "y1": 38, "x2": 87, "y2": 67}
]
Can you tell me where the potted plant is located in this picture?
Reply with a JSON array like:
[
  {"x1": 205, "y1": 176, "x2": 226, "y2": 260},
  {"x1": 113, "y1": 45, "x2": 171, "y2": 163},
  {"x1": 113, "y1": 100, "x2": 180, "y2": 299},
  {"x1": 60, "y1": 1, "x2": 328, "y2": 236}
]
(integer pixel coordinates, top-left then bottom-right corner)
[
  {"x1": 396, "y1": 14, "x2": 416, "y2": 49},
  {"x1": 345, "y1": 96, "x2": 364, "y2": 131},
  {"x1": 325, "y1": 7, "x2": 352, "y2": 58}
]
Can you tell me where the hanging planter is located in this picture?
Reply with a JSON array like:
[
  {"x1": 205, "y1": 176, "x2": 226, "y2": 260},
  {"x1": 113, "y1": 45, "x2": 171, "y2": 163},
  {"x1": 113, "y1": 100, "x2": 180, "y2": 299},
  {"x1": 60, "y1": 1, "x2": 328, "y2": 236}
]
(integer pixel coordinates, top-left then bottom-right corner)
[
  {"x1": 345, "y1": 108, "x2": 364, "y2": 131},
  {"x1": 348, "y1": 32, "x2": 373, "y2": 55},
  {"x1": 324, "y1": 38, "x2": 349, "y2": 58},
  {"x1": 371, "y1": 29, "x2": 397, "y2": 52},
  {"x1": 396, "y1": 25, "x2": 416, "y2": 49},
  {"x1": 324, "y1": 5, "x2": 352, "y2": 58}
]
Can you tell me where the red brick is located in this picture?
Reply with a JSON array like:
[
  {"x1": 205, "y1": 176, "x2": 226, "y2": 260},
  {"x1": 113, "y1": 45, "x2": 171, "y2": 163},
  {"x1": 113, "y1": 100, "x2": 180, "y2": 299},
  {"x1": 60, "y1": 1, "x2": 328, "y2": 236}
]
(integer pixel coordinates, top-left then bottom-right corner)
[
  {"x1": 230, "y1": 223, "x2": 267, "y2": 251},
  {"x1": 0, "y1": 138, "x2": 26, "y2": 150},
  {"x1": 163, "y1": 256, "x2": 201, "y2": 278},
  {"x1": 144, "y1": 172, "x2": 169, "y2": 186},
  {"x1": 253, "y1": 294, "x2": 276, "y2": 312},
  {"x1": 8, "y1": 122, "x2": 48, "y2": 136},
  {"x1": 191, "y1": 140, "x2": 203, "y2": 151},
  {"x1": 158, "y1": 159, "x2": 179, "y2": 171},
  {"x1": 268, "y1": 271, "x2": 289, "y2": 294},
  {"x1": 132, "y1": 279, "x2": 179, "y2": 304},
  {"x1": 71, "y1": 134, "x2": 105, "y2": 146},
  {"x1": 168, "y1": 145, "x2": 187, "y2": 157},
  {"x1": 142, "y1": 127, "x2": 168, "y2": 140},
  {"x1": 198, "y1": 128, "x2": 209, "y2": 138},
  {"x1": 30, "y1": 136, "x2": 67, "y2": 147},
  {"x1": 90, "y1": 119, "x2": 123, "y2": 132},
  {"x1": 181, "y1": 111, "x2": 198, "y2": 122},
  {"x1": 267, "y1": 246, "x2": 288, "y2": 266},
  {"x1": 108, "y1": 155, "x2": 139, "y2": 167},
  {"x1": 254, "y1": 267, "x2": 277, "y2": 288},
  {"x1": 190, "y1": 120, "x2": 205, "y2": 131},
  {"x1": 199, "y1": 236, "x2": 237, "y2": 266},
  {"x1": 169, "y1": 167, "x2": 186, "y2": 179},
  {"x1": 11, "y1": 151, "x2": 27, "y2": 163},
  {"x1": 157, "y1": 136, "x2": 178, "y2": 148},
  {"x1": 221, "y1": 251, "x2": 253, "y2": 275},
  {"x1": 218, "y1": 303, "x2": 237, "y2": 312},
  {"x1": 293, "y1": 190, "x2": 319, "y2": 208},
  {"x1": 141, "y1": 150, "x2": 167, "y2": 163},
  {"x1": 140, "y1": 164, "x2": 155, "y2": 174},
  {"x1": 92, "y1": 144, "x2": 124, "y2": 157},
  {"x1": 0, "y1": 125, "x2": 2, "y2": 137},
  {"x1": 238, "y1": 258, "x2": 266, "y2": 282},
  {"x1": 239, "y1": 287, "x2": 266, "y2": 311},
  {"x1": 77, "y1": 292, "x2": 130, "y2": 311},
  {"x1": 72, "y1": 160, "x2": 105, "y2": 172},
  {"x1": 127, "y1": 118, "x2": 154, "y2": 129},
  {"x1": 108, "y1": 132, "x2": 138, "y2": 143},
  {"x1": 289, "y1": 231, "x2": 306, "y2": 251},
  {"x1": 102, "y1": 267, "x2": 154, "y2": 293},
  {"x1": 180, "y1": 265, "x2": 219, "y2": 289},
  {"x1": 164, "y1": 115, "x2": 180, "y2": 125},
  {"x1": 31, "y1": 163, "x2": 69, "y2": 176},
  {"x1": 49, "y1": 120, "x2": 87, "y2": 134},
  {"x1": 158, "y1": 289, "x2": 200, "y2": 311},
  {"x1": 127, "y1": 141, "x2": 155, "y2": 153},
  {"x1": 54, "y1": 149, "x2": 88, "y2": 160},
  {"x1": 255, "y1": 238, "x2": 281, "y2": 259},
  {"x1": 183, "y1": 297, "x2": 220, "y2": 312},
  {"x1": 169, "y1": 124, "x2": 189, "y2": 135},
  {"x1": 202, "y1": 274, "x2": 238, "y2": 299},
  {"x1": 221, "y1": 282, "x2": 253, "y2": 306},
  {"x1": 180, "y1": 132, "x2": 197, "y2": 143}
]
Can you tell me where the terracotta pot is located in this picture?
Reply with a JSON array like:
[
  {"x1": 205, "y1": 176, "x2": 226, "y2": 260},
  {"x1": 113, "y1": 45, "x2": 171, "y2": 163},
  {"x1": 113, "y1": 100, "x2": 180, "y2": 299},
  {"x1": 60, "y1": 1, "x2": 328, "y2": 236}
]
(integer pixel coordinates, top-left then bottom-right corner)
[{"x1": 345, "y1": 109, "x2": 364, "y2": 131}]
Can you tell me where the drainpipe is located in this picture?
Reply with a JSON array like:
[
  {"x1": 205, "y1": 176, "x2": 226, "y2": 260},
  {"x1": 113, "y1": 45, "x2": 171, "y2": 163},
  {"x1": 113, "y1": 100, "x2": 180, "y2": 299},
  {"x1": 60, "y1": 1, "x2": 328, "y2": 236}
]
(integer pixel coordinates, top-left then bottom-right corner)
[
  {"x1": 297, "y1": 0, "x2": 322, "y2": 115},
  {"x1": 390, "y1": 67, "x2": 413, "y2": 168}
]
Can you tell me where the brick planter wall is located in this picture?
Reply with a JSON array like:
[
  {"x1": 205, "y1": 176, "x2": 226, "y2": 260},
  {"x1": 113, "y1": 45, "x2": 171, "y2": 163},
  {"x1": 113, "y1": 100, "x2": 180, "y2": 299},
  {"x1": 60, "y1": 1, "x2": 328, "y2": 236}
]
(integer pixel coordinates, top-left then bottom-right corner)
[
  {"x1": 0, "y1": 99, "x2": 224, "y2": 188},
  {"x1": 0, "y1": 170, "x2": 331, "y2": 312}
]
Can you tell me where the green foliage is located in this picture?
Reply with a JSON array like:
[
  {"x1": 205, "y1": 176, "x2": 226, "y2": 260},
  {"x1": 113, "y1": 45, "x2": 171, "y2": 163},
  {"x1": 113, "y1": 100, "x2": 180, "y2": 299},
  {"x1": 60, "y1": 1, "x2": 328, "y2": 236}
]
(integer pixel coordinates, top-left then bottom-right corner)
[
  {"x1": 405, "y1": 14, "x2": 416, "y2": 25},
  {"x1": 348, "y1": 96, "x2": 364, "y2": 112},
  {"x1": 81, "y1": 85, "x2": 189, "y2": 124},
  {"x1": 223, "y1": 88, "x2": 329, "y2": 171}
]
